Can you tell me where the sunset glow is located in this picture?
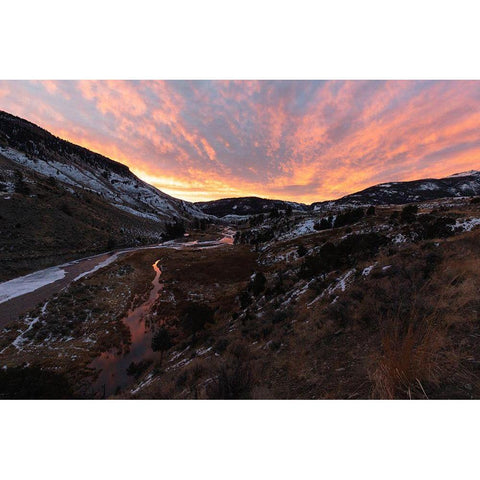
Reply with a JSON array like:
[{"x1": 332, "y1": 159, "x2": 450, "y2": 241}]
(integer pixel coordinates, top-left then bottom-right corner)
[{"x1": 1, "y1": 80, "x2": 480, "y2": 203}]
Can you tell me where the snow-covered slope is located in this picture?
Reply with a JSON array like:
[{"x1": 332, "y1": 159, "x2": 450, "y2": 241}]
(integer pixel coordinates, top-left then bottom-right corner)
[
  {"x1": 0, "y1": 110, "x2": 207, "y2": 224},
  {"x1": 312, "y1": 171, "x2": 480, "y2": 211}
]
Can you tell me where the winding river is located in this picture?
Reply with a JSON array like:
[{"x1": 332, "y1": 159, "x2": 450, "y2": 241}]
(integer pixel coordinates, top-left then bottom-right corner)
[
  {"x1": 0, "y1": 229, "x2": 235, "y2": 327},
  {"x1": 90, "y1": 260, "x2": 164, "y2": 397},
  {"x1": 90, "y1": 229, "x2": 235, "y2": 397}
]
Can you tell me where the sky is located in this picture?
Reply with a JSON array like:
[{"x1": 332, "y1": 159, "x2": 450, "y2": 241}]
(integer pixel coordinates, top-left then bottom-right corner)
[{"x1": 1, "y1": 80, "x2": 480, "y2": 203}]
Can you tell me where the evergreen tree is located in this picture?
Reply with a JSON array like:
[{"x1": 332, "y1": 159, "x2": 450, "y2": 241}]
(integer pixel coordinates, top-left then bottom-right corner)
[{"x1": 151, "y1": 327, "x2": 173, "y2": 364}]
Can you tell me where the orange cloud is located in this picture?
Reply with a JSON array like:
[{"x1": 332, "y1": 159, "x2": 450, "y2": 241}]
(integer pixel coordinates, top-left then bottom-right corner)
[{"x1": 1, "y1": 80, "x2": 480, "y2": 203}]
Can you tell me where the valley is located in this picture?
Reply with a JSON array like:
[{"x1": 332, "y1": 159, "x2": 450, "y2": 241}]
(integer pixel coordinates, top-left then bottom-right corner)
[
  {"x1": 2, "y1": 196, "x2": 480, "y2": 399},
  {"x1": 2, "y1": 110, "x2": 480, "y2": 399}
]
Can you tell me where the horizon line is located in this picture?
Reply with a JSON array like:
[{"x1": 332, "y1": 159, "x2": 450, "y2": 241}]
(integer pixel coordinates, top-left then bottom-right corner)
[{"x1": 1, "y1": 108, "x2": 478, "y2": 205}]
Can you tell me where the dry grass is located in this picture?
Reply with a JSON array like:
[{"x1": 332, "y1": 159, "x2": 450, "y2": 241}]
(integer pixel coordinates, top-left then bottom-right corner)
[
  {"x1": 370, "y1": 312, "x2": 453, "y2": 399},
  {"x1": 364, "y1": 237, "x2": 480, "y2": 398}
]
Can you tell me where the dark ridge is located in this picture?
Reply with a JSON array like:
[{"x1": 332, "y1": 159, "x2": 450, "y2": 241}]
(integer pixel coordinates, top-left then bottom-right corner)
[
  {"x1": 311, "y1": 172, "x2": 480, "y2": 209},
  {"x1": 0, "y1": 110, "x2": 132, "y2": 177},
  {"x1": 195, "y1": 196, "x2": 310, "y2": 217}
]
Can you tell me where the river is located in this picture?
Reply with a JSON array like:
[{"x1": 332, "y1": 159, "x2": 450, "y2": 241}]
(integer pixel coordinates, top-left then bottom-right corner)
[
  {"x1": 89, "y1": 230, "x2": 235, "y2": 397},
  {"x1": 0, "y1": 229, "x2": 235, "y2": 327}
]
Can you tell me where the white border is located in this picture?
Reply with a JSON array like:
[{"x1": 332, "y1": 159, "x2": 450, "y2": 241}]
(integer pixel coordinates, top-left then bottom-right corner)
[
  {"x1": 1, "y1": 0, "x2": 480, "y2": 79},
  {"x1": 1, "y1": 400, "x2": 477, "y2": 479},
  {"x1": 1, "y1": 1, "x2": 479, "y2": 478}
]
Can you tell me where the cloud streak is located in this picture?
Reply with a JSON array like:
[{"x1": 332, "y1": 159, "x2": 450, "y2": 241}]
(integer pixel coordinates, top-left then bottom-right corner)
[{"x1": 1, "y1": 80, "x2": 480, "y2": 202}]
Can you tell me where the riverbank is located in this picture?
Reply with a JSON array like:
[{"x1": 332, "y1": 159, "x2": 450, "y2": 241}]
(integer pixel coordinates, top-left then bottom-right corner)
[{"x1": 0, "y1": 228, "x2": 240, "y2": 397}]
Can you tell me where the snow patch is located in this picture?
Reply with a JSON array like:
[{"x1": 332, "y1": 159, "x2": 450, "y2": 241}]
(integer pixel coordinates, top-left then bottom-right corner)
[
  {"x1": 453, "y1": 218, "x2": 480, "y2": 232},
  {"x1": 0, "y1": 266, "x2": 66, "y2": 304},
  {"x1": 362, "y1": 264, "x2": 376, "y2": 276},
  {"x1": 113, "y1": 204, "x2": 161, "y2": 222},
  {"x1": 73, "y1": 253, "x2": 121, "y2": 282},
  {"x1": 393, "y1": 233, "x2": 407, "y2": 244},
  {"x1": 419, "y1": 182, "x2": 440, "y2": 191},
  {"x1": 279, "y1": 219, "x2": 316, "y2": 240}
]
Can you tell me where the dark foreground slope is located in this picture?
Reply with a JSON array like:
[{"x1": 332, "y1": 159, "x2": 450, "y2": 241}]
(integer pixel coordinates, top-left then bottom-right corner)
[{"x1": 3, "y1": 200, "x2": 480, "y2": 399}]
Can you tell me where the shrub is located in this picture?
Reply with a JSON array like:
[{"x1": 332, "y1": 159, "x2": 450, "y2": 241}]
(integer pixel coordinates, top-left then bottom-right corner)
[
  {"x1": 301, "y1": 233, "x2": 388, "y2": 278},
  {"x1": 423, "y1": 251, "x2": 442, "y2": 279},
  {"x1": 336, "y1": 232, "x2": 388, "y2": 262},
  {"x1": 239, "y1": 291, "x2": 251, "y2": 308},
  {"x1": 180, "y1": 303, "x2": 215, "y2": 344},
  {"x1": 299, "y1": 241, "x2": 342, "y2": 279},
  {"x1": 333, "y1": 208, "x2": 364, "y2": 228},
  {"x1": 107, "y1": 236, "x2": 117, "y2": 250},
  {"x1": 47, "y1": 175, "x2": 57, "y2": 187},
  {"x1": 249, "y1": 272, "x2": 267, "y2": 296},
  {"x1": 370, "y1": 314, "x2": 449, "y2": 399},
  {"x1": 421, "y1": 216, "x2": 455, "y2": 239},
  {"x1": 127, "y1": 359, "x2": 153, "y2": 379},
  {"x1": 269, "y1": 207, "x2": 280, "y2": 219},
  {"x1": 13, "y1": 170, "x2": 30, "y2": 195},
  {"x1": 214, "y1": 337, "x2": 230, "y2": 354},
  {"x1": 271, "y1": 310, "x2": 290, "y2": 324},
  {"x1": 59, "y1": 202, "x2": 73, "y2": 216},
  {"x1": 314, "y1": 217, "x2": 332, "y2": 230},
  {"x1": 401, "y1": 204, "x2": 418, "y2": 223},
  {"x1": 207, "y1": 343, "x2": 255, "y2": 399},
  {"x1": 163, "y1": 221, "x2": 186, "y2": 240},
  {"x1": 297, "y1": 244, "x2": 308, "y2": 257},
  {"x1": 151, "y1": 327, "x2": 173, "y2": 363}
]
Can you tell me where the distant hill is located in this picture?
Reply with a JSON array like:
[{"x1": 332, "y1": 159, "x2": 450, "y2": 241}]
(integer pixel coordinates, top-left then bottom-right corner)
[
  {"x1": 196, "y1": 170, "x2": 480, "y2": 218},
  {"x1": 195, "y1": 196, "x2": 310, "y2": 217},
  {"x1": 312, "y1": 171, "x2": 480, "y2": 211}
]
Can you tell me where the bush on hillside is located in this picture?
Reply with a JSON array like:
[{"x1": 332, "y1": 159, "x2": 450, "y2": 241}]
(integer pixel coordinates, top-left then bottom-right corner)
[
  {"x1": 333, "y1": 207, "x2": 365, "y2": 228},
  {"x1": 401, "y1": 204, "x2": 418, "y2": 223}
]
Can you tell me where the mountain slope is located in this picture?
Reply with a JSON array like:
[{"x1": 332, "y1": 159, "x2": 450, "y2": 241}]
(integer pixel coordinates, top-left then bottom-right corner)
[
  {"x1": 197, "y1": 171, "x2": 480, "y2": 218},
  {"x1": 312, "y1": 171, "x2": 480, "y2": 210},
  {"x1": 0, "y1": 111, "x2": 208, "y2": 281},
  {"x1": 0, "y1": 110, "x2": 206, "y2": 222}
]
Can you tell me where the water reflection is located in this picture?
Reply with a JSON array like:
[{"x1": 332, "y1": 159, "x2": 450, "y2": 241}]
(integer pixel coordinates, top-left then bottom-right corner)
[
  {"x1": 90, "y1": 260, "x2": 163, "y2": 397},
  {"x1": 89, "y1": 229, "x2": 235, "y2": 398}
]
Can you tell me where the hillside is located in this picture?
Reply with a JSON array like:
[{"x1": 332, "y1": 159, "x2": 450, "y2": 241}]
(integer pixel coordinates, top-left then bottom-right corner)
[
  {"x1": 3, "y1": 196, "x2": 480, "y2": 399},
  {"x1": 312, "y1": 171, "x2": 480, "y2": 210},
  {"x1": 0, "y1": 111, "x2": 209, "y2": 280},
  {"x1": 195, "y1": 196, "x2": 309, "y2": 218}
]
